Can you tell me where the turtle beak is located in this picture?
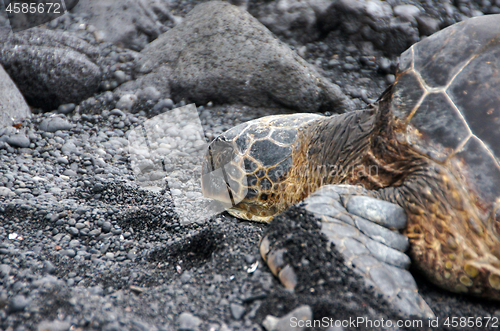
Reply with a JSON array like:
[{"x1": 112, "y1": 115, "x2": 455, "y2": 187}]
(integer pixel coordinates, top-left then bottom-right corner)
[{"x1": 201, "y1": 137, "x2": 247, "y2": 207}]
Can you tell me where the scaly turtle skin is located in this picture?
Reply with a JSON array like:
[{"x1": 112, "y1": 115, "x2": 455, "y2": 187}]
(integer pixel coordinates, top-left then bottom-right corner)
[{"x1": 202, "y1": 15, "x2": 500, "y2": 300}]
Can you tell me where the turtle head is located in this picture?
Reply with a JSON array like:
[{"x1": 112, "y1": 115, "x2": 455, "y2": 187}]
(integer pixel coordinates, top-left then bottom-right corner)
[
  {"x1": 201, "y1": 135, "x2": 278, "y2": 223},
  {"x1": 201, "y1": 136, "x2": 248, "y2": 207}
]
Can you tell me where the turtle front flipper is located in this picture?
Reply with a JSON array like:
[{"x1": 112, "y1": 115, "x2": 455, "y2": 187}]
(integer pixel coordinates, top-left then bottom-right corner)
[{"x1": 260, "y1": 184, "x2": 435, "y2": 318}]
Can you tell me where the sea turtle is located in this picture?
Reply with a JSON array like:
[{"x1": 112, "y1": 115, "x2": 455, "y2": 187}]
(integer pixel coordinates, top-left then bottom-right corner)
[{"x1": 201, "y1": 14, "x2": 500, "y2": 312}]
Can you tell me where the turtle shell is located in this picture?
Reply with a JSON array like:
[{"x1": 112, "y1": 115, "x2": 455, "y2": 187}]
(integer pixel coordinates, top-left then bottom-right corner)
[
  {"x1": 389, "y1": 14, "x2": 500, "y2": 219},
  {"x1": 202, "y1": 113, "x2": 321, "y2": 219}
]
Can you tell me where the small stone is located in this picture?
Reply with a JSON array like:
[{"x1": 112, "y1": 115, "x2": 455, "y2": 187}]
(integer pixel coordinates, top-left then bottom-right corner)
[
  {"x1": 37, "y1": 320, "x2": 71, "y2": 331},
  {"x1": 230, "y1": 303, "x2": 246, "y2": 320},
  {"x1": 39, "y1": 117, "x2": 74, "y2": 132},
  {"x1": 68, "y1": 239, "x2": 80, "y2": 248},
  {"x1": 114, "y1": 70, "x2": 127, "y2": 83},
  {"x1": 57, "y1": 103, "x2": 76, "y2": 114},
  {"x1": 127, "y1": 251, "x2": 137, "y2": 261},
  {"x1": 63, "y1": 249, "x2": 76, "y2": 258},
  {"x1": 0, "y1": 264, "x2": 11, "y2": 277},
  {"x1": 0, "y1": 187, "x2": 14, "y2": 197},
  {"x1": 130, "y1": 285, "x2": 145, "y2": 294},
  {"x1": 245, "y1": 254, "x2": 256, "y2": 264},
  {"x1": 110, "y1": 108, "x2": 124, "y2": 117},
  {"x1": 180, "y1": 271, "x2": 192, "y2": 283},
  {"x1": 57, "y1": 157, "x2": 69, "y2": 165},
  {"x1": 386, "y1": 74, "x2": 395, "y2": 84},
  {"x1": 61, "y1": 141, "x2": 77, "y2": 155},
  {"x1": 63, "y1": 169, "x2": 77, "y2": 177},
  {"x1": 416, "y1": 15, "x2": 440, "y2": 36},
  {"x1": 178, "y1": 312, "x2": 203, "y2": 331},
  {"x1": 393, "y1": 4, "x2": 421, "y2": 18},
  {"x1": 152, "y1": 99, "x2": 174, "y2": 112},
  {"x1": 111, "y1": 228, "x2": 122, "y2": 235},
  {"x1": 102, "y1": 221, "x2": 112, "y2": 232},
  {"x1": 138, "y1": 86, "x2": 161, "y2": 101},
  {"x1": 262, "y1": 305, "x2": 312, "y2": 331},
  {"x1": 42, "y1": 260, "x2": 56, "y2": 274},
  {"x1": 6, "y1": 134, "x2": 30, "y2": 148},
  {"x1": 68, "y1": 227, "x2": 79, "y2": 236},
  {"x1": 116, "y1": 94, "x2": 137, "y2": 110},
  {"x1": 9, "y1": 295, "x2": 29, "y2": 312}
]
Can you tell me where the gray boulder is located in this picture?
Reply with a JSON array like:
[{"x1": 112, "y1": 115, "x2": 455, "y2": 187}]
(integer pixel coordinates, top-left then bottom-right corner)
[
  {"x1": 122, "y1": 1, "x2": 354, "y2": 113},
  {"x1": 71, "y1": 0, "x2": 173, "y2": 51},
  {"x1": 319, "y1": 0, "x2": 420, "y2": 55},
  {"x1": 0, "y1": 2, "x2": 9, "y2": 38},
  {"x1": 252, "y1": 0, "x2": 331, "y2": 40},
  {"x1": 0, "y1": 64, "x2": 31, "y2": 128},
  {"x1": 0, "y1": 28, "x2": 102, "y2": 111}
]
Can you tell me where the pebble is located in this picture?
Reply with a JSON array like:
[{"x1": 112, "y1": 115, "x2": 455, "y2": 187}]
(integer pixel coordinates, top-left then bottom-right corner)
[
  {"x1": 127, "y1": 251, "x2": 137, "y2": 261},
  {"x1": 57, "y1": 157, "x2": 69, "y2": 165},
  {"x1": 114, "y1": 70, "x2": 127, "y2": 83},
  {"x1": 180, "y1": 271, "x2": 192, "y2": 283},
  {"x1": 63, "y1": 169, "x2": 77, "y2": 177},
  {"x1": 69, "y1": 239, "x2": 80, "y2": 248},
  {"x1": 230, "y1": 303, "x2": 246, "y2": 320},
  {"x1": 138, "y1": 86, "x2": 161, "y2": 101},
  {"x1": 262, "y1": 305, "x2": 312, "y2": 331},
  {"x1": 0, "y1": 264, "x2": 11, "y2": 277},
  {"x1": 110, "y1": 108, "x2": 124, "y2": 117},
  {"x1": 63, "y1": 249, "x2": 76, "y2": 258},
  {"x1": 116, "y1": 94, "x2": 137, "y2": 110},
  {"x1": 6, "y1": 134, "x2": 30, "y2": 148},
  {"x1": 57, "y1": 103, "x2": 76, "y2": 114},
  {"x1": 102, "y1": 221, "x2": 112, "y2": 232},
  {"x1": 393, "y1": 4, "x2": 421, "y2": 18},
  {"x1": 178, "y1": 312, "x2": 203, "y2": 331},
  {"x1": 42, "y1": 260, "x2": 56, "y2": 274},
  {"x1": 39, "y1": 117, "x2": 74, "y2": 132},
  {"x1": 152, "y1": 98, "x2": 174, "y2": 112},
  {"x1": 0, "y1": 187, "x2": 14, "y2": 197},
  {"x1": 36, "y1": 320, "x2": 72, "y2": 331},
  {"x1": 416, "y1": 15, "x2": 441, "y2": 36},
  {"x1": 9, "y1": 295, "x2": 29, "y2": 312}
]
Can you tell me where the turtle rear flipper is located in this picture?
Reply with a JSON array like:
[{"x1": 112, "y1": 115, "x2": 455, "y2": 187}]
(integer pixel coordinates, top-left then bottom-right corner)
[{"x1": 260, "y1": 184, "x2": 434, "y2": 318}]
